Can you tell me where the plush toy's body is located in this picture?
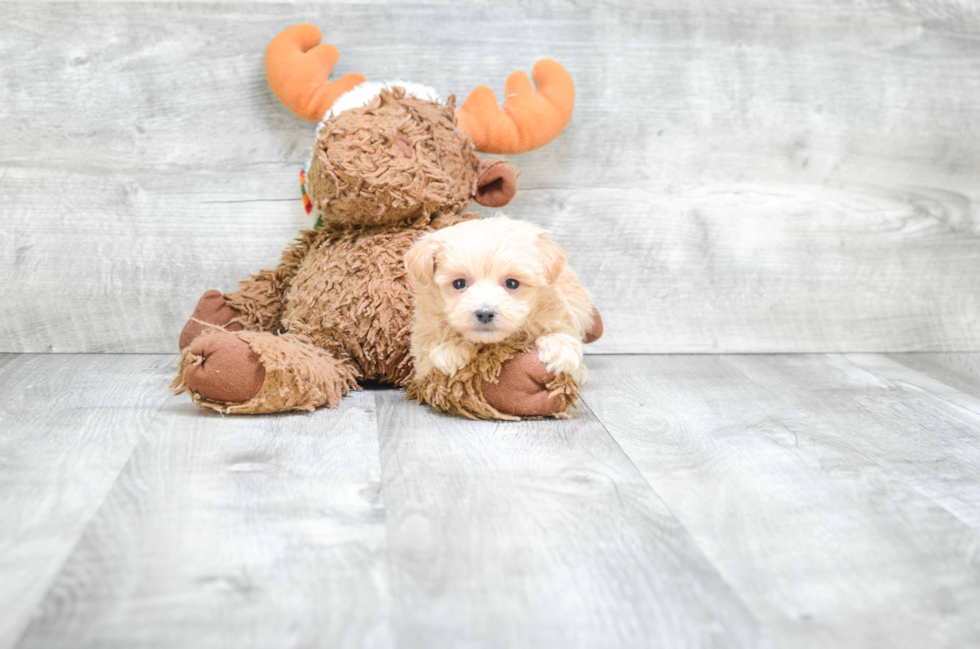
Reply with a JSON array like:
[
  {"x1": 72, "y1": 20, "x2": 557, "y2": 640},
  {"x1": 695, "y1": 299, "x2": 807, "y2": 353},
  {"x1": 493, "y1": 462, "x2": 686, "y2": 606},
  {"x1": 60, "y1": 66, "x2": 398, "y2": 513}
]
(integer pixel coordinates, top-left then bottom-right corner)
[
  {"x1": 258, "y1": 225, "x2": 417, "y2": 385},
  {"x1": 240, "y1": 224, "x2": 418, "y2": 376},
  {"x1": 170, "y1": 24, "x2": 599, "y2": 418},
  {"x1": 174, "y1": 223, "x2": 421, "y2": 413}
]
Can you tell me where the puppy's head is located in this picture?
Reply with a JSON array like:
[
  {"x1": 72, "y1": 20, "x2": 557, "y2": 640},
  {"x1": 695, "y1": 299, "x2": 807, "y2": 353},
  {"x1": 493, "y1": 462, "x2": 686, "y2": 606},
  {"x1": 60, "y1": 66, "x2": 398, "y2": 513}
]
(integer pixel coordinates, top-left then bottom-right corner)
[{"x1": 405, "y1": 216, "x2": 566, "y2": 343}]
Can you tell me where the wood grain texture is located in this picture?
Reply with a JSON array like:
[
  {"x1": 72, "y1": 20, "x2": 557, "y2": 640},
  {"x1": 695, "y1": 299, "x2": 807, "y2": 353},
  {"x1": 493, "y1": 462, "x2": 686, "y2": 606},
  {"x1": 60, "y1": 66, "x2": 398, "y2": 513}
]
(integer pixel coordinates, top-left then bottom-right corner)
[
  {"x1": 582, "y1": 354, "x2": 980, "y2": 648},
  {"x1": 885, "y1": 352, "x2": 980, "y2": 401},
  {"x1": 3, "y1": 352, "x2": 980, "y2": 646},
  {"x1": 723, "y1": 354, "x2": 980, "y2": 530},
  {"x1": 15, "y1": 391, "x2": 392, "y2": 649},
  {"x1": 1, "y1": 2, "x2": 979, "y2": 353},
  {"x1": 0, "y1": 354, "x2": 172, "y2": 649},
  {"x1": 374, "y1": 389, "x2": 771, "y2": 649}
]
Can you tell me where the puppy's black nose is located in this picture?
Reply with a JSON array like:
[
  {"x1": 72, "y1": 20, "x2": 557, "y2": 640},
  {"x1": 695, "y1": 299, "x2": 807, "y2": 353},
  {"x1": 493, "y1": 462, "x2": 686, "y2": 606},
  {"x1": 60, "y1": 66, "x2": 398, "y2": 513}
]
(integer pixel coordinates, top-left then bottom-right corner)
[{"x1": 474, "y1": 307, "x2": 497, "y2": 324}]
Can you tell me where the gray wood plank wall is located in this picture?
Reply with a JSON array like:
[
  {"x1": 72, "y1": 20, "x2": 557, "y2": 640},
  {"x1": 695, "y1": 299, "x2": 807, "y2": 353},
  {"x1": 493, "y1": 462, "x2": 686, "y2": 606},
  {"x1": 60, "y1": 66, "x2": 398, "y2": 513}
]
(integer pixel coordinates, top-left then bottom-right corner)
[{"x1": 2, "y1": 1, "x2": 978, "y2": 353}]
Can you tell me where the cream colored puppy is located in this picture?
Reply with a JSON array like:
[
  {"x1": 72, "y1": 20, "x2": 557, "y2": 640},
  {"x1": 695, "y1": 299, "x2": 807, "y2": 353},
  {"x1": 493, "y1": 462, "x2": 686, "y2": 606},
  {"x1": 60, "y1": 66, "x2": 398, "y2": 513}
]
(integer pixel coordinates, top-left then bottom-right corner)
[{"x1": 405, "y1": 216, "x2": 595, "y2": 383}]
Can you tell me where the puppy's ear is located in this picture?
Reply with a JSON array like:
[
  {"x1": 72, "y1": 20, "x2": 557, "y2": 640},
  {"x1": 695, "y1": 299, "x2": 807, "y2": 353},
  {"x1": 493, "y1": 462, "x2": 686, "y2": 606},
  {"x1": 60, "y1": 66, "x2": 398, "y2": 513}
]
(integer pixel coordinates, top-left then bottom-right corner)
[
  {"x1": 405, "y1": 234, "x2": 441, "y2": 287},
  {"x1": 536, "y1": 233, "x2": 567, "y2": 284}
]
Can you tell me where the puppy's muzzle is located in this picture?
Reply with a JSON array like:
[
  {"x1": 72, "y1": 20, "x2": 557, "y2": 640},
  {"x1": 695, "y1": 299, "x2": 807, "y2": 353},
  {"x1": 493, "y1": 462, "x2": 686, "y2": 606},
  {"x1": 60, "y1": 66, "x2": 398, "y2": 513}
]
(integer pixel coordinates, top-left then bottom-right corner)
[{"x1": 474, "y1": 307, "x2": 497, "y2": 325}]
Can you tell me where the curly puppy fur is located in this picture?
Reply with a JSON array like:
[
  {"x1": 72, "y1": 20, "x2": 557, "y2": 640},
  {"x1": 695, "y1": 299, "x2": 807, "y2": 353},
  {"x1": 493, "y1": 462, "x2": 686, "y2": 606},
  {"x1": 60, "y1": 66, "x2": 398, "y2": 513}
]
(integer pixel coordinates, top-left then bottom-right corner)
[
  {"x1": 405, "y1": 216, "x2": 596, "y2": 418},
  {"x1": 172, "y1": 89, "x2": 515, "y2": 413}
]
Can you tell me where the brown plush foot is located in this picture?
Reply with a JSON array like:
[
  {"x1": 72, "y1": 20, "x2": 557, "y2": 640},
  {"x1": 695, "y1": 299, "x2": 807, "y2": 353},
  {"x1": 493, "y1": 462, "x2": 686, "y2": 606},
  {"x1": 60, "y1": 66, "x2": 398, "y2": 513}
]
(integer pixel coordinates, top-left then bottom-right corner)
[
  {"x1": 481, "y1": 350, "x2": 563, "y2": 417},
  {"x1": 585, "y1": 308, "x2": 603, "y2": 344},
  {"x1": 184, "y1": 333, "x2": 265, "y2": 404},
  {"x1": 179, "y1": 290, "x2": 244, "y2": 351}
]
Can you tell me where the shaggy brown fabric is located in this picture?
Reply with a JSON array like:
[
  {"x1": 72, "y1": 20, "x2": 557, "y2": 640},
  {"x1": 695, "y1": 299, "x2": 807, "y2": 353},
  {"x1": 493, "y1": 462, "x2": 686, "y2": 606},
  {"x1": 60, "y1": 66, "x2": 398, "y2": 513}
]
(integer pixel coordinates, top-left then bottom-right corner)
[
  {"x1": 585, "y1": 308, "x2": 603, "y2": 344},
  {"x1": 407, "y1": 343, "x2": 578, "y2": 421},
  {"x1": 430, "y1": 211, "x2": 478, "y2": 231},
  {"x1": 225, "y1": 230, "x2": 319, "y2": 334},
  {"x1": 277, "y1": 222, "x2": 426, "y2": 386},
  {"x1": 179, "y1": 290, "x2": 244, "y2": 350},
  {"x1": 306, "y1": 89, "x2": 481, "y2": 226}
]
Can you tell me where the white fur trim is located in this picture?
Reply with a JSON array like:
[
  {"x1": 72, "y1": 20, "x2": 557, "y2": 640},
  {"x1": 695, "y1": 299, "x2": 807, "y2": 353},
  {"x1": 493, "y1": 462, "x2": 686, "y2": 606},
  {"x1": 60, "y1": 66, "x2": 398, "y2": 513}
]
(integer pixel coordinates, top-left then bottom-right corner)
[{"x1": 323, "y1": 80, "x2": 439, "y2": 121}]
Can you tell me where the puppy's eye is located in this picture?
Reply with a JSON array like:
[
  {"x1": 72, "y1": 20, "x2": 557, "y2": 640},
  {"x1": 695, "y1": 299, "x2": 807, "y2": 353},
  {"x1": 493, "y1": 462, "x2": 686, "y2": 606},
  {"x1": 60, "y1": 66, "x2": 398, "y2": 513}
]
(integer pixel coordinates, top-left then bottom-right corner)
[
  {"x1": 452, "y1": 279, "x2": 467, "y2": 290},
  {"x1": 504, "y1": 279, "x2": 520, "y2": 290}
]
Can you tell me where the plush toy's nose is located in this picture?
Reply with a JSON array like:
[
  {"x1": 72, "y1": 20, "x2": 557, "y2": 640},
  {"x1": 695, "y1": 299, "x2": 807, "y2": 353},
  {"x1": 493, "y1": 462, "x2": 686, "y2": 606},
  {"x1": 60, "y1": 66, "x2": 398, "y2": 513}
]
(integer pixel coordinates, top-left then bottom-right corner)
[{"x1": 474, "y1": 307, "x2": 497, "y2": 324}]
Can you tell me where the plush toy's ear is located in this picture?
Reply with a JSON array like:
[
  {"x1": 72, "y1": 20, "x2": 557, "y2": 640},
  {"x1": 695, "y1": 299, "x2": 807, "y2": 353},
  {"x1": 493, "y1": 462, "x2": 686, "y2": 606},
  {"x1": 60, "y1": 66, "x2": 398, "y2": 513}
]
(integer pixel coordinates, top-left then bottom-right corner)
[
  {"x1": 265, "y1": 24, "x2": 366, "y2": 122},
  {"x1": 475, "y1": 162, "x2": 518, "y2": 208},
  {"x1": 405, "y1": 234, "x2": 441, "y2": 287},
  {"x1": 536, "y1": 233, "x2": 567, "y2": 284},
  {"x1": 456, "y1": 60, "x2": 574, "y2": 154}
]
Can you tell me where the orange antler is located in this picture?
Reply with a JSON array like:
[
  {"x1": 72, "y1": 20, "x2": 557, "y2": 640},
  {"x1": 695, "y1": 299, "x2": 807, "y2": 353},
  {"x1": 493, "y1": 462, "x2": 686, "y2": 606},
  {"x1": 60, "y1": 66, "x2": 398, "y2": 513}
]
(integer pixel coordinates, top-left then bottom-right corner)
[
  {"x1": 455, "y1": 60, "x2": 575, "y2": 154},
  {"x1": 265, "y1": 24, "x2": 366, "y2": 122}
]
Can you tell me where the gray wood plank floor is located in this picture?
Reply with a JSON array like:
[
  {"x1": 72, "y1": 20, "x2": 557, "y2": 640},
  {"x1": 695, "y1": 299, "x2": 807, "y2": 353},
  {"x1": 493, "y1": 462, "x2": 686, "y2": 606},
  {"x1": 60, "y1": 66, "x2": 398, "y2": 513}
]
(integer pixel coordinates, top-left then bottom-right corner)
[{"x1": 2, "y1": 353, "x2": 980, "y2": 648}]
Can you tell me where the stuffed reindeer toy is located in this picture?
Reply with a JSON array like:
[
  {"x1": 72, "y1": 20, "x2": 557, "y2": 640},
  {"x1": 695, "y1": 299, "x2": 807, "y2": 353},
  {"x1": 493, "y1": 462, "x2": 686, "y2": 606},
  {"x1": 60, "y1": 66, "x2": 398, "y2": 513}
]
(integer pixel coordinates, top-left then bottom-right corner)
[{"x1": 171, "y1": 24, "x2": 601, "y2": 418}]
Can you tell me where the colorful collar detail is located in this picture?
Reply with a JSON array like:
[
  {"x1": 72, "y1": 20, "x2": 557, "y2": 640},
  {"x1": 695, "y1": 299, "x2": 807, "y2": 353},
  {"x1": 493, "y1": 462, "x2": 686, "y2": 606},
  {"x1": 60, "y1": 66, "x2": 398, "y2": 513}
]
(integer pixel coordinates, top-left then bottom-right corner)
[{"x1": 300, "y1": 165, "x2": 324, "y2": 229}]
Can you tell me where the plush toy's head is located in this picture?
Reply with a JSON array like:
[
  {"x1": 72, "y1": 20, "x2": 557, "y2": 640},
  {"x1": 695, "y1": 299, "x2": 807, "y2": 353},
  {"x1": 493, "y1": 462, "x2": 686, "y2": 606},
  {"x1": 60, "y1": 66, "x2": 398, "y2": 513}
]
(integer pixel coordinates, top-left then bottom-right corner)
[
  {"x1": 265, "y1": 24, "x2": 575, "y2": 227},
  {"x1": 306, "y1": 89, "x2": 493, "y2": 226}
]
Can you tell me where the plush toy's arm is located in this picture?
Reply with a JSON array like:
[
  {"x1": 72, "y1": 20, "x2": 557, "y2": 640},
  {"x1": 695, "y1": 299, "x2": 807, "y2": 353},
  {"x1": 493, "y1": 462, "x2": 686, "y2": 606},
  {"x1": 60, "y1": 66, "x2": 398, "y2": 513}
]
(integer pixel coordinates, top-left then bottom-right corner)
[{"x1": 224, "y1": 229, "x2": 318, "y2": 333}]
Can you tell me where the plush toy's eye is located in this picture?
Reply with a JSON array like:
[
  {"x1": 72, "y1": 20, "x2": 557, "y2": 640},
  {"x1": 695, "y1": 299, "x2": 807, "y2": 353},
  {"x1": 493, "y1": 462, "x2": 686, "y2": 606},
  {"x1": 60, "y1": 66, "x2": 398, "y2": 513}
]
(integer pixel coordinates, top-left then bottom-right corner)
[
  {"x1": 505, "y1": 279, "x2": 520, "y2": 290},
  {"x1": 453, "y1": 279, "x2": 467, "y2": 290}
]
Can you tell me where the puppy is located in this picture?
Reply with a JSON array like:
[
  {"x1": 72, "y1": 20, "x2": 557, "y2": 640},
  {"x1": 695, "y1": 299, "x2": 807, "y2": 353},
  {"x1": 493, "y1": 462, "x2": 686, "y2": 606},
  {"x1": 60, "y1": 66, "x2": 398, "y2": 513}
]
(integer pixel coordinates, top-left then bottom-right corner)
[{"x1": 405, "y1": 216, "x2": 595, "y2": 384}]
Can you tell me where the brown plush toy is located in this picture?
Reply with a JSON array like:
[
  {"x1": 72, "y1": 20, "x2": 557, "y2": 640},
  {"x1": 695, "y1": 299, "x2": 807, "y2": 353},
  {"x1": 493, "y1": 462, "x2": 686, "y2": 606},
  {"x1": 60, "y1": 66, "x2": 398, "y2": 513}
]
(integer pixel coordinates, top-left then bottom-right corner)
[{"x1": 171, "y1": 24, "x2": 601, "y2": 417}]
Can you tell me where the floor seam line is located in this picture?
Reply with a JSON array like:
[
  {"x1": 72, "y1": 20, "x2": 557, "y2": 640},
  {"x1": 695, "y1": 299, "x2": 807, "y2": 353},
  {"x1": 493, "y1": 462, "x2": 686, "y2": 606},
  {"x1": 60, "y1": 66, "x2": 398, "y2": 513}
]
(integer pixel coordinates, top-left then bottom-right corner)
[
  {"x1": 10, "y1": 375, "x2": 174, "y2": 649},
  {"x1": 577, "y1": 394, "x2": 778, "y2": 645},
  {"x1": 372, "y1": 390, "x2": 402, "y2": 649}
]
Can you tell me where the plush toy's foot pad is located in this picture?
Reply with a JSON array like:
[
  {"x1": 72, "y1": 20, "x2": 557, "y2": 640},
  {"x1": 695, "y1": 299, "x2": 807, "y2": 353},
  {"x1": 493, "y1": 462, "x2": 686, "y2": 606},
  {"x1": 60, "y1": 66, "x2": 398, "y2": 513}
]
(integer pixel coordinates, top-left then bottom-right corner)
[
  {"x1": 407, "y1": 343, "x2": 577, "y2": 420},
  {"x1": 179, "y1": 290, "x2": 244, "y2": 351},
  {"x1": 173, "y1": 331, "x2": 359, "y2": 414},
  {"x1": 183, "y1": 333, "x2": 265, "y2": 404},
  {"x1": 481, "y1": 350, "x2": 563, "y2": 417}
]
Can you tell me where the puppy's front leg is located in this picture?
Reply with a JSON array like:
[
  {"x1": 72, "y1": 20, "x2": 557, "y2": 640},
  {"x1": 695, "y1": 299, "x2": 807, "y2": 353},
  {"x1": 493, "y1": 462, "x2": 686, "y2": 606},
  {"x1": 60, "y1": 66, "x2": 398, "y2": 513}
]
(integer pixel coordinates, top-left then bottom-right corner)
[
  {"x1": 430, "y1": 339, "x2": 475, "y2": 378},
  {"x1": 535, "y1": 333, "x2": 586, "y2": 383}
]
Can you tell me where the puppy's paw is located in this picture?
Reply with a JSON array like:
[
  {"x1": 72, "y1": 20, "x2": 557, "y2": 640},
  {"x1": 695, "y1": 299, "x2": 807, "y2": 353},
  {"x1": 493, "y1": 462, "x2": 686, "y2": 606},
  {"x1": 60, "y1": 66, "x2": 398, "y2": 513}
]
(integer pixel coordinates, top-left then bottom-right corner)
[
  {"x1": 430, "y1": 340, "x2": 474, "y2": 378},
  {"x1": 535, "y1": 333, "x2": 584, "y2": 377}
]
